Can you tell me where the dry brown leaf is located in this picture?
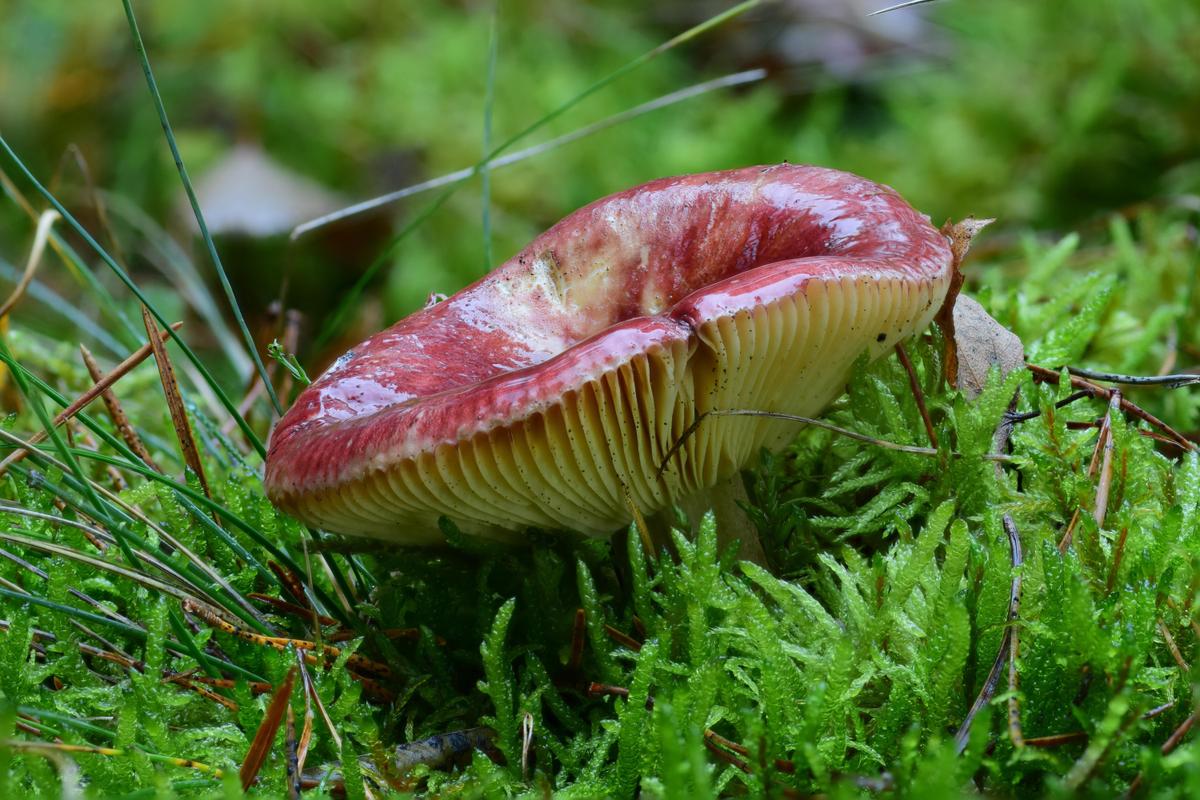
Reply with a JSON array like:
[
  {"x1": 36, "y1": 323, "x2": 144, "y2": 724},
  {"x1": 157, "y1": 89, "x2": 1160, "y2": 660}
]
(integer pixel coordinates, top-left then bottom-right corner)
[{"x1": 953, "y1": 295, "x2": 1025, "y2": 399}]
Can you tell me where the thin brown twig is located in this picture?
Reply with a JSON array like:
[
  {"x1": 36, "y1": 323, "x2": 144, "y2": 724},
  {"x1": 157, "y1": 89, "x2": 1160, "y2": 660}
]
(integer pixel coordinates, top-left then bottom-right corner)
[
  {"x1": 1123, "y1": 707, "x2": 1198, "y2": 798},
  {"x1": 1027, "y1": 363, "x2": 1195, "y2": 452},
  {"x1": 703, "y1": 729, "x2": 797, "y2": 774},
  {"x1": 703, "y1": 735, "x2": 751, "y2": 774},
  {"x1": 0, "y1": 321, "x2": 183, "y2": 476},
  {"x1": 182, "y1": 599, "x2": 392, "y2": 680},
  {"x1": 1026, "y1": 703, "x2": 1179, "y2": 750},
  {"x1": 1164, "y1": 597, "x2": 1200, "y2": 641},
  {"x1": 602, "y1": 624, "x2": 642, "y2": 652},
  {"x1": 1025, "y1": 730, "x2": 1089, "y2": 748},
  {"x1": 586, "y1": 682, "x2": 630, "y2": 700},
  {"x1": 895, "y1": 341, "x2": 938, "y2": 450}
]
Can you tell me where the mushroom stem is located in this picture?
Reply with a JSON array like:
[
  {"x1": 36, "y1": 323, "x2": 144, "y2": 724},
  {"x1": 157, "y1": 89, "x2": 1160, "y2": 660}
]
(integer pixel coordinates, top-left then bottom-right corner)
[{"x1": 676, "y1": 473, "x2": 767, "y2": 566}]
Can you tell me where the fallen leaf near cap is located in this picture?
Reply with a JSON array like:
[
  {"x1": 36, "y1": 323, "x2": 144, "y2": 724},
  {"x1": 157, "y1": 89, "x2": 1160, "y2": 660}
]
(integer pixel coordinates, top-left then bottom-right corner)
[{"x1": 953, "y1": 294, "x2": 1025, "y2": 398}]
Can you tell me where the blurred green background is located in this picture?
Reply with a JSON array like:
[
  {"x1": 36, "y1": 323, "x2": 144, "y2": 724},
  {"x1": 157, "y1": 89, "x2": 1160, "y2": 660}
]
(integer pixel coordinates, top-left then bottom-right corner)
[{"x1": 2, "y1": 0, "x2": 1198, "y2": 375}]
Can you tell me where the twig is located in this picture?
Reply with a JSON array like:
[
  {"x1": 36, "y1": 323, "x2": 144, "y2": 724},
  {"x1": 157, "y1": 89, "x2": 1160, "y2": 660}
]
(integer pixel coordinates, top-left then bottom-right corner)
[
  {"x1": 933, "y1": 218, "x2": 994, "y2": 388},
  {"x1": 703, "y1": 735, "x2": 751, "y2": 774},
  {"x1": 955, "y1": 514, "x2": 1023, "y2": 754},
  {"x1": 895, "y1": 342, "x2": 938, "y2": 450},
  {"x1": 1025, "y1": 731, "x2": 1088, "y2": 748},
  {"x1": 1006, "y1": 515, "x2": 1025, "y2": 750},
  {"x1": 603, "y1": 624, "x2": 642, "y2": 652},
  {"x1": 182, "y1": 599, "x2": 391, "y2": 680},
  {"x1": 1123, "y1": 707, "x2": 1198, "y2": 797},
  {"x1": 1004, "y1": 390, "x2": 1091, "y2": 424},
  {"x1": 586, "y1": 682, "x2": 630, "y2": 700},
  {"x1": 1027, "y1": 363, "x2": 1194, "y2": 452},
  {"x1": 703, "y1": 730, "x2": 798, "y2": 774},
  {"x1": 1065, "y1": 366, "x2": 1200, "y2": 389}
]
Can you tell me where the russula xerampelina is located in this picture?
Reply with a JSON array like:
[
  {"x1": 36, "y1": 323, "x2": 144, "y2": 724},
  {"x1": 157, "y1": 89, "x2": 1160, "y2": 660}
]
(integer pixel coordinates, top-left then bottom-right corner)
[{"x1": 265, "y1": 164, "x2": 953, "y2": 549}]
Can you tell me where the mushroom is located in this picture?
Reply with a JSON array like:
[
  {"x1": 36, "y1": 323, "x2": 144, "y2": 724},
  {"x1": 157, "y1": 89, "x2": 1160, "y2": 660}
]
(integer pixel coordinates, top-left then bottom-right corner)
[{"x1": 264, "y1": 164, "x2": 953, "y2": 548}]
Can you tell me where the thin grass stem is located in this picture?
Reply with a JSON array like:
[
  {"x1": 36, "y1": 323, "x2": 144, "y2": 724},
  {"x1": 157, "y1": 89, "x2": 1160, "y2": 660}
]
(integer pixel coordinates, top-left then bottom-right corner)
[{"x1": 119, "y1": 0, "x2": 282, "y2": 417}]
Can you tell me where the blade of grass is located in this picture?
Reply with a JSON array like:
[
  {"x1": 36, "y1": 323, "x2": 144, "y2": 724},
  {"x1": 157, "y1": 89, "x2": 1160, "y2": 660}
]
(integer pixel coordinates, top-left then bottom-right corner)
[
  {"x1": 0, "y1": 167, "x2": 142, "y2": 348},
  {"x1": 0, "y1": 425, "x2": 279, "y2": 637},
  {"x1": 52, "y1": 444, "x2": 350, "y2": 624},
  {"x1": 0, "y1": 210, "x2": 58, "y2": 319},
  {"x1": 480, "y1": 0, "x2": 499, "y2": 271},
  {"x1": 1, "y1": 738, "x2": 224, "y2": 779},
  {"x1": 100, "y1": 190, "x2": 252, "y2": 376},
  {"x1": 0, "y1": 530, "x2": 230, "y2": 620},
  {"x1": 0, "y1": 136, "x2": 267, "y2": 457},
  {"x1": 0, "y1": 336, "x2": 143, "y2": 569},
  {"x1": 0, "y1": 258, "x2": 124, "y2": 356},
  {"x1": 0, "y1": 322, "x2": 182, "y2": 477},
  {"x1": 0, "y1": 529, "x2": 269, "y2": 637},
  {"x1": 868, "y1": 0, "x2": 942, "y2": 16},
  {"x1": 120, "y1": 0, "x2": 282, "y2": 417},
  {"x1": 0, "y1": 584, "x2": 265, "y2": 683},
  {"x1": 294, "y1": 66, "x2": 766, "y2": 240}
]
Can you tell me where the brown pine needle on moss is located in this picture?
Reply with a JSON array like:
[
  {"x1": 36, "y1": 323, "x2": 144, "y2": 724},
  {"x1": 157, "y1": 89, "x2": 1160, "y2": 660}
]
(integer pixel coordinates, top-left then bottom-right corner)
[
  {"x1": 895, "y1": 341, "x2": 938, "y2": 450},
  {"x1": 0, "y1": 321, "x2": 183, "y2": 476},
  {"x1": 80, "y1": 343, "x2": 161, "y2": 473},
  {"x1": 240, "y1": 665, "x2": 297, "y2": 790},
  {"x1": 141, "y1": 307, "x2": 212, "y2": 500}
]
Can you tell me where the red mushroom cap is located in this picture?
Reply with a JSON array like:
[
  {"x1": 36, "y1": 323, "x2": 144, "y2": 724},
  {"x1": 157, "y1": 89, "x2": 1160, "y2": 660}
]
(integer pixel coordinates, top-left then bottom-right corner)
[{"x1": 265, "y1": 164, "x2": 952, "y2": 544}]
